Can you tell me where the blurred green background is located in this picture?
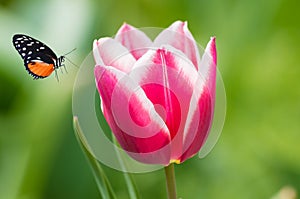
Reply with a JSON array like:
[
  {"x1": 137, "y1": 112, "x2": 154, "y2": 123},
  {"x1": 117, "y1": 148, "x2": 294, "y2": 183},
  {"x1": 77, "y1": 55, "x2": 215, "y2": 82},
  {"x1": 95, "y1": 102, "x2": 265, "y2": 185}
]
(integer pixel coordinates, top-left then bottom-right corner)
[{"x1": 1, "y1": 0, "x2": 299, "y2": 198}]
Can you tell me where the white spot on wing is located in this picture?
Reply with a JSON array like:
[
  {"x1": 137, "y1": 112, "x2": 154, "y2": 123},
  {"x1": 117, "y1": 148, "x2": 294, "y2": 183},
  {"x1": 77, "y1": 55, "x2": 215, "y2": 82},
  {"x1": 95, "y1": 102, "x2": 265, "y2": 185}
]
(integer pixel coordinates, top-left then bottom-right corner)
[
  {"x1": 31, "y1": 60, "x2": 43, "y2": 63},
  {"x1": 22, "y1": 47, "x2": 26, "y2": 51}
]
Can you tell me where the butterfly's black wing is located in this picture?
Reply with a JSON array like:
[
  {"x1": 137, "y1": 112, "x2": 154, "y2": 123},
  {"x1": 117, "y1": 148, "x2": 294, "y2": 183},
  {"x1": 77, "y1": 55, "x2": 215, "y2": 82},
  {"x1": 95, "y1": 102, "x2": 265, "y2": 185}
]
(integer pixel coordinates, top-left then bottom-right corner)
[{"x1": 12, "y1": 34, "x2": 58, "y2": 62}]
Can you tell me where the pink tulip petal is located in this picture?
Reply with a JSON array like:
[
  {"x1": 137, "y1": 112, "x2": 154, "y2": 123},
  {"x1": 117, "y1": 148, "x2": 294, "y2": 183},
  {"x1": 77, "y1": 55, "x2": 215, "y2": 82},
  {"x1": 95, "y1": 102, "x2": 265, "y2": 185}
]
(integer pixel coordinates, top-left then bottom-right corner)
[
  {"x1": 153, "y1": 21, "x2": 201, "y2": 70},
  {"x1": 93, "y1": 38, "x2": 136, "y2": 73},
  {"x1": 179, "y1": 84, "x2": 213, "y2": 163},
  {"x1": 93, "y1": 40, "x2": 104, "y2": 66},
  {"x1": 179, "y1": 38, "x2": 217, "y2": 163},
  {"x1": 130, "y1": 45, "x2": 199, "y2": 161},
  {"x1": 115, "y1": 23, "x2": 153, "y2": 60},
  {"x1": 95, "y1": 65, "x2": 171, "y2": 165},
  {"x1": 199, "y1": 37, "x2": 217, "y2": 106}
]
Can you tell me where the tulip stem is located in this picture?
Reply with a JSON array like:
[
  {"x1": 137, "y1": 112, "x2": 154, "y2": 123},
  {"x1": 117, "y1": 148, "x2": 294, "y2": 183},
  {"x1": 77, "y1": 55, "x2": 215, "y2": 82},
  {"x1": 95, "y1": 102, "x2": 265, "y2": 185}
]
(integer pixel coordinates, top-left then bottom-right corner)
[{"x1": 164, "y1": 163, "x2": 177, "y2": 199}]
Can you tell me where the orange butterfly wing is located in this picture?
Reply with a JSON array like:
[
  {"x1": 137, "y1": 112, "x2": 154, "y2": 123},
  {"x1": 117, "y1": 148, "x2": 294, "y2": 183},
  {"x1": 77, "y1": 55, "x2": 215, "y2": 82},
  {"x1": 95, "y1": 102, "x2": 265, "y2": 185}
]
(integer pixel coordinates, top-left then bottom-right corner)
[{"x1": 27, "y1": 62, "x2": 55, "y2": 78}]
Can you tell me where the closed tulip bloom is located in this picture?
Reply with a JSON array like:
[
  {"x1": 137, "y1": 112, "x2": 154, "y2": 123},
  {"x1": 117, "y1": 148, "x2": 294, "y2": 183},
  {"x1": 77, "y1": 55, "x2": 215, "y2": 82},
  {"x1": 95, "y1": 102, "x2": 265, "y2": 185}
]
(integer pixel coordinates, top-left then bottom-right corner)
[{"x1": 93, "y1": 21, "x2": 217, "y2": 165}]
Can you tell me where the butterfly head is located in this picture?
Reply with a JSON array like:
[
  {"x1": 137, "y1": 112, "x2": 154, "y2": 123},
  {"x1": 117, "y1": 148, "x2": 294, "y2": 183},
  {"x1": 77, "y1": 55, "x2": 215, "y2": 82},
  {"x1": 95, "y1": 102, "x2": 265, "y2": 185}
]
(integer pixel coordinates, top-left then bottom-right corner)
[{"x1": 55, "y1": 56, "x2": 65, "y2": 69}]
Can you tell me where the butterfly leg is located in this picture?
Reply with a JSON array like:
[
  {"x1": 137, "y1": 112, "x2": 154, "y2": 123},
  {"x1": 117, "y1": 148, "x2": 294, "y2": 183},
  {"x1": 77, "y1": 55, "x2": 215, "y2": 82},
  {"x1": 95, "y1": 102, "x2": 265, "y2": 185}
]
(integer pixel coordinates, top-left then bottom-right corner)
[
  {"x1": 63, "y1": 64, "x2": 68, "y2": 74},
  {"x1": 55, "y1": 69, "x2": 59, "y2": 82}
]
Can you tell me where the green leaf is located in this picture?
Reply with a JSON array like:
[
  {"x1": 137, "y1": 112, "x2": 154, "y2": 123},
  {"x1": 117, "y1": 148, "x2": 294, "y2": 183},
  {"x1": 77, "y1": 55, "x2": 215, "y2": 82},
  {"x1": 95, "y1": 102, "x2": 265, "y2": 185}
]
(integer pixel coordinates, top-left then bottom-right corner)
[{"x1": 73, "y1": 116, "x2": 116, "y2": 199}]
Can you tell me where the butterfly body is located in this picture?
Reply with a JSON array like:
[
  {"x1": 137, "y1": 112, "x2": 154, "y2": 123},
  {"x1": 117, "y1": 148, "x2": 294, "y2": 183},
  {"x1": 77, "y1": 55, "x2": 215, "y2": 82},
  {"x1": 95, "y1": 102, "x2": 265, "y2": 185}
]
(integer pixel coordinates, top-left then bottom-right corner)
[{"x1": 12, "y1": 34, "x2": 65, "y2": 79}]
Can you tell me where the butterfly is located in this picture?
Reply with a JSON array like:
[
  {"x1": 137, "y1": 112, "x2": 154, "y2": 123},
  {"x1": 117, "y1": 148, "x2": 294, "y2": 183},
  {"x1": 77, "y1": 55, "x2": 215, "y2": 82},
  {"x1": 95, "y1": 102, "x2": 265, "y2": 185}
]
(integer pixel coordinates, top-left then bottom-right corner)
[{"x1": 12, "y1": 34, "x2": 74, "y2": 80}]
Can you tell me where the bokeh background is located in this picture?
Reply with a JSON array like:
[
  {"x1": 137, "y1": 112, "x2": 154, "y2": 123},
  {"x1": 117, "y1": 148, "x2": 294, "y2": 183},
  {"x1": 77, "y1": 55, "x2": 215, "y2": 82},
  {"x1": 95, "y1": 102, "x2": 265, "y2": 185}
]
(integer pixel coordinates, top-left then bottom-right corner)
[{"x1": 0, "y1": 0, "x2": 299, "y2": 198}]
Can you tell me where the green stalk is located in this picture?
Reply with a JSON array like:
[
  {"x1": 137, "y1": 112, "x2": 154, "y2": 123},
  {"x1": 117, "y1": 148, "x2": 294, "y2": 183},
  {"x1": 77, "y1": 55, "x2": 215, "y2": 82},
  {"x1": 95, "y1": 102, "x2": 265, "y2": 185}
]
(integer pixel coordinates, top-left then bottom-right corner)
[{"x1": 164, "y1": 163, "x2": 177, "y2": 199}]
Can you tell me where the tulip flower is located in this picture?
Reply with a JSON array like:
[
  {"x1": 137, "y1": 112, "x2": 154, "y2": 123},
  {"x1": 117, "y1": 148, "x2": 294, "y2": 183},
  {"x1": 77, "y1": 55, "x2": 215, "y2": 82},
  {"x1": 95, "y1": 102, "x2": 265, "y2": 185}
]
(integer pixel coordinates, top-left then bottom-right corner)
[{"x1": 93, "y1": 21, "x2": 217, "y2": 166}]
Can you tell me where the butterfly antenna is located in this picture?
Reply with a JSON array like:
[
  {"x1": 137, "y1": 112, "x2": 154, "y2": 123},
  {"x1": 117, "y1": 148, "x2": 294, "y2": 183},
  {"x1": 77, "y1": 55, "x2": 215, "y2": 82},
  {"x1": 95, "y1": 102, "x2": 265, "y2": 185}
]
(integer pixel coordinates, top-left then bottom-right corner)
[
  {"x1": 63, "y1": 48, "x2": 77, "y2": 56},
  {"x1": 62, "y1": 48, "x2": 79, "y2": 68},
  {"x1": 65, "y1": 56, "x2": 79, "y2": 68}
]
